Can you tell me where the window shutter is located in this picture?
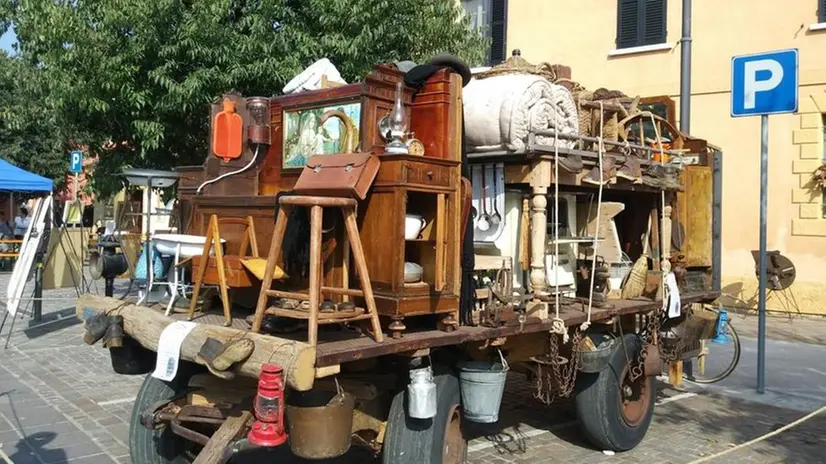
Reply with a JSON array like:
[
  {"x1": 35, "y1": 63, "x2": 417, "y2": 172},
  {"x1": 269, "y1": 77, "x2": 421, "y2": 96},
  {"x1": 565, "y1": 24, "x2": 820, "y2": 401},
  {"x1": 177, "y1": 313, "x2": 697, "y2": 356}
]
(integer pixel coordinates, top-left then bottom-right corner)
[
  {"x1": 642, "y1": 0, "x2": 667, "y2": 45},
  {"x1": 820, "y1": 0, "x2": 826, "y2": 23},
  {"x1": 617, "y1": 0, "x2": 641, "y2": 49},
  {"x1": 490, "y1": 0, "x2": 507, "y2": 65}
]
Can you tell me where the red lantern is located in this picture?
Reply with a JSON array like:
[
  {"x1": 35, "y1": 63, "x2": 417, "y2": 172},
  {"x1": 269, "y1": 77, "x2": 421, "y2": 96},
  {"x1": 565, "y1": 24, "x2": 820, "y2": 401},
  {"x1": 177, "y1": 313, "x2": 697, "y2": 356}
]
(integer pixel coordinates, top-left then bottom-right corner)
[{"x1": 247, "y1": 363, "x2": 288, "y2": 447}]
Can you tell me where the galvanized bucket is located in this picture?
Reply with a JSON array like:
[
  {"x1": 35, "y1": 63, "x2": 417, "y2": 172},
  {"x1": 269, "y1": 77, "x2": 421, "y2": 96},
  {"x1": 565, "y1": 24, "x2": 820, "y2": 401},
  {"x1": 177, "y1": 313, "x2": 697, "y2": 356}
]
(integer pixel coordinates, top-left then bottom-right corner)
[
  {"x1": 574, "y1": 336, "x2": 616, "y2": 373},
  {"x1": 286, "y1": 382, "x2": 355, "y2": 460},
  {"x1": 458, "y1": 350, "x2": 509, "y2": 423}
]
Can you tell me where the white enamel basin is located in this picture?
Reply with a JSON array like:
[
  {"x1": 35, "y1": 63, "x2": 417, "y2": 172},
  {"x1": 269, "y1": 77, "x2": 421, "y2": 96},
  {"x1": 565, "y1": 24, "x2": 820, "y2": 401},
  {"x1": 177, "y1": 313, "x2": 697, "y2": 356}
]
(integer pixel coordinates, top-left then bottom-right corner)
[{"x1": 152, "y1": 234, "x2": 226, "y2": 258}]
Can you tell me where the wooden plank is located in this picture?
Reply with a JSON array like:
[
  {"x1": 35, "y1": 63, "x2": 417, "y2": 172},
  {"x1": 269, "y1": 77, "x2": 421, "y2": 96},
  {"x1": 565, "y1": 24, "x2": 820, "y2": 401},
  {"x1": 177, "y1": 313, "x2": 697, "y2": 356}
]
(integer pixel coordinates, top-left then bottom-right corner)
[
  {"x1": 474, "y1": 255, "x2": 512, "y2": 271},
  {"x1": 668, "y1": 360, "x2": 683, "y2": 388},
  {"x1": 192, "y1": 411, "x2": 252, "y2": 464},
  {"x1": 76, "y1": 295, "x2": 317, "y2": 390},
  {"x1": 676, "y1": 166, "x2": 712, "y2": 267},
  {"x1": 315, "y1": 291, "x2": 719, "y2": 366},
  {"x1": 576, "y1": 201, "x2": 625, "y2": 263}
]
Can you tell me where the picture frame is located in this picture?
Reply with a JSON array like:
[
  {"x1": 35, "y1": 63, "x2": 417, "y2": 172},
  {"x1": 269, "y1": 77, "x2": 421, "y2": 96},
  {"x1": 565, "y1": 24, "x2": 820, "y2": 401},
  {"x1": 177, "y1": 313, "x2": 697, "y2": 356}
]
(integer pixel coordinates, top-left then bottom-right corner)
[{"x1": 281, "y1": 100, "x2": 362, "y2": 169}]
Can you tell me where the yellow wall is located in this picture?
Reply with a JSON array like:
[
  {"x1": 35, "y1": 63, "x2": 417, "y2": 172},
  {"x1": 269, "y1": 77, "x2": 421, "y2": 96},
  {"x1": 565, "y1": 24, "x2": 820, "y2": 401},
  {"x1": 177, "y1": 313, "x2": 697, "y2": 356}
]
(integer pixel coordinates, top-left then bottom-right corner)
[{"x1": 507, "y1": 0, "x2": 826, "y2": 314}]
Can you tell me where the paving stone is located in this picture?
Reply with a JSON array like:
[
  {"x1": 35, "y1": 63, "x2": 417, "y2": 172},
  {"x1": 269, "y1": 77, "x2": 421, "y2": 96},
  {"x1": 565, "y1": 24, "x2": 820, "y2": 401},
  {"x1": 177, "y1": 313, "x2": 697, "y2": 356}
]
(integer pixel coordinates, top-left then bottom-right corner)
[
  {"x1": 2, "y1": 274, "x2": 825, "y2": 463},
  {"x1": 67, "y1": 453, "x2": 118, "y2": 464}
]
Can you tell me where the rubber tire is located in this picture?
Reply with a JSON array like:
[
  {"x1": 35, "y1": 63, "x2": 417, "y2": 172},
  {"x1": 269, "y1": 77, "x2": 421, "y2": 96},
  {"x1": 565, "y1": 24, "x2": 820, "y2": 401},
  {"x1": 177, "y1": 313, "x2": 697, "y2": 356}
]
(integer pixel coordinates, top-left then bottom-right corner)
[
  {"x1": 129, "y1": 363, "x2": 198, "y2": 464},
  {"x1": 575, "y1": 334, "x2": 656, "y2": 452},
  {"x1": 382, "y1": 369, "x2": 467, "y2": 464}
]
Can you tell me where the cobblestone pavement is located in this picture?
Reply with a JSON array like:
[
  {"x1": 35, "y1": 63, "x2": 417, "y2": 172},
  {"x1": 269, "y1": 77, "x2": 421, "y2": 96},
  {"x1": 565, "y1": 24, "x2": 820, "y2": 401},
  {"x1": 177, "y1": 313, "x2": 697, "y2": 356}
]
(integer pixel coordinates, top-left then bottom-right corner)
[{"x1": 1, "y1": 275, "x2": 825, "y2": 463}]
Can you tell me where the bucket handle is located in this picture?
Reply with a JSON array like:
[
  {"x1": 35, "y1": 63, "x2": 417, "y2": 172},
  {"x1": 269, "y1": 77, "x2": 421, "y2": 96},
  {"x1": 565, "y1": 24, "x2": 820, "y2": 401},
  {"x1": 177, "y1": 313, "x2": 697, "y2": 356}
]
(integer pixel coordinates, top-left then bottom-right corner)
[
  {"x1": 333, "y1": 376, "x2": 343, "y2": 396},
  {"x1": 497, "y1": 348, "x2": 509, "y2": 371}
]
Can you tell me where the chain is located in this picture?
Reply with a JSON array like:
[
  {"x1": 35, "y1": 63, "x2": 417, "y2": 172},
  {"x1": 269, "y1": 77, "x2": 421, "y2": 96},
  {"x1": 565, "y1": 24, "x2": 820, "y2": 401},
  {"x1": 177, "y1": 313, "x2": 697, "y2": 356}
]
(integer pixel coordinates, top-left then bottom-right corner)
[
  {"x1": 627, "y1": 311, "x2": 662, "y2": 382},
  {"x1": 533, "y1": 330, "x2": 583, "y2": 405}
]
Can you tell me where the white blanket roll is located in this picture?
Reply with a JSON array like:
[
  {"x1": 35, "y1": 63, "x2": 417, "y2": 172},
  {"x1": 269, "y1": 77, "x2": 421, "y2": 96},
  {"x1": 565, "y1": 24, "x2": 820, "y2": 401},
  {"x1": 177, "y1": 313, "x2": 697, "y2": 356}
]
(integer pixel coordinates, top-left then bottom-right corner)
[{"x1": 463, "y1": 73, "x2": 579, "y2": 152}]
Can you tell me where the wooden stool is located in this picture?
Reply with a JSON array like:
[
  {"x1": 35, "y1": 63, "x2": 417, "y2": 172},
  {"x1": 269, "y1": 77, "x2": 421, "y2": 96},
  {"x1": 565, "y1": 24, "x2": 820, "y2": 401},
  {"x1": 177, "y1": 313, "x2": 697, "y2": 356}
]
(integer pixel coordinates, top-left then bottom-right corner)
[{"x1": 251, "y1": 196, "x2": 384, "y2": 346}]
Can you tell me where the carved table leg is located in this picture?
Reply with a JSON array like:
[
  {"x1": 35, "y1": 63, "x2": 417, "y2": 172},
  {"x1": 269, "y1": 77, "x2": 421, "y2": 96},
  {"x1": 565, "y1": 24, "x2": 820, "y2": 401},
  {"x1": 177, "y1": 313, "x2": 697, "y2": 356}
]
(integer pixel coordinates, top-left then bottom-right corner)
[
  {"x1": 389, "y1": 317, "x2": 406, "y2": 339},
  {"x1": 530, "y1": 187, "x2": 549, "y2": 297}
]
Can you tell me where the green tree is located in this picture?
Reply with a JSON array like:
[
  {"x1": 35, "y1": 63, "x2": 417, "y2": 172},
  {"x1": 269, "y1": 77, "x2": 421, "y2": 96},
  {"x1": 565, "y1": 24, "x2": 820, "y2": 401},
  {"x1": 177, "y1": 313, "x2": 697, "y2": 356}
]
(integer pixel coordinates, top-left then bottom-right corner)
[
  {"x1": 0, "y1": 52, "x2": 68, "y2": 190},
  {"x1": 5, "y1": 0, "x2": 487, "y2": 197}
]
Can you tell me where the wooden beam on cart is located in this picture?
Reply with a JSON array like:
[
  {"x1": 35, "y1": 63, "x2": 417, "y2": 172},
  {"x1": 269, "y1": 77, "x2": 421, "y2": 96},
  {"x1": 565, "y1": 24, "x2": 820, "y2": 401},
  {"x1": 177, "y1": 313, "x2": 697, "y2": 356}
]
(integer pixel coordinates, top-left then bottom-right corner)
[
  {"x1": 192, "y1": 410, "x2": 252, "y2": 464},
  {"x1": 76, "y1": 294, "x2": 317, "y2": 391}
]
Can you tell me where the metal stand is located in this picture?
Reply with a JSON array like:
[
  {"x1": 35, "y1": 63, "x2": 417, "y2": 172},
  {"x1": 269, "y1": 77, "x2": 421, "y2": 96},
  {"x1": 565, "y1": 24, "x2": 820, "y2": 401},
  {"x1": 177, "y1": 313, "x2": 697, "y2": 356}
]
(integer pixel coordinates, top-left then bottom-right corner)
[
  {"x1": 757, "y1": 114, "x2": 768, "y2": 394},
  {"x1": 33, "y1": 262, "x2": 43, "y2": 323},
  {"x1": 122, "y1": 169, "x2": 180, "y2": 306}
]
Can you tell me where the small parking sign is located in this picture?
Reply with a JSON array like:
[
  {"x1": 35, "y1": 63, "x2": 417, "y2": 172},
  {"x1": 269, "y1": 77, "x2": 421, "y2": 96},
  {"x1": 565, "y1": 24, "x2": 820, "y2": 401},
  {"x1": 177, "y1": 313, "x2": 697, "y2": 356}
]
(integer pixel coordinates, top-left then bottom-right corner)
[
  {"x1": 731, "y1": 49, "x2": 798, "y2": 117},
  {"x1": 70, "y1": 150, "x2": 83, "y2": 173}
]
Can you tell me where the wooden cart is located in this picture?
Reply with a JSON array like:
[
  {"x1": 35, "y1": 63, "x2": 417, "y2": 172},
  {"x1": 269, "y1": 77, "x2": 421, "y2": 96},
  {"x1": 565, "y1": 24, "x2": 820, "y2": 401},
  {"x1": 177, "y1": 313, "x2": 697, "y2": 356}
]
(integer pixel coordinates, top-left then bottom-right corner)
[{"x1": 77, "y1": 60, "x2": 722, "y2": 463}]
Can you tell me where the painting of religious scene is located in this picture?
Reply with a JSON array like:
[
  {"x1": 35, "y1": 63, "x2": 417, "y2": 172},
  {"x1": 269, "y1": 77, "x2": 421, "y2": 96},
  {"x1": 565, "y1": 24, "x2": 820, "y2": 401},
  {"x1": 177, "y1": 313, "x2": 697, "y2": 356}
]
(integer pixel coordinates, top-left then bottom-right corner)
[{"x1": 282, "y1": 102, "x2": 361, "y2": 168}]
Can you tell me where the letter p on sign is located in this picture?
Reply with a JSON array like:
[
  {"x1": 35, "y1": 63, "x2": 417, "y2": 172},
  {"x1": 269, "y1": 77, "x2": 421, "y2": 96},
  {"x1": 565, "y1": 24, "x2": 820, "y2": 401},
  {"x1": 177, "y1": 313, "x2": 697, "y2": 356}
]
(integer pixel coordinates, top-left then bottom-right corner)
[{"x1": 731, "y1": 49, "x2": 798, "y2": 117}]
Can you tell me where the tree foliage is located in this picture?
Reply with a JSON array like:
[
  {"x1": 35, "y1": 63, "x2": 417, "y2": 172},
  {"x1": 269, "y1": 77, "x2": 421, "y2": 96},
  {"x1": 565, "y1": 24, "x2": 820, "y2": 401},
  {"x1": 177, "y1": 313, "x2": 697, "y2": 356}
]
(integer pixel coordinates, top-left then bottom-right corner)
[
  {"x1": 0, "y1": 52, "x2": 68, "y2": 190},
  {"x1": 2, "y1": 0, "x2": 488, "y2": 197}
]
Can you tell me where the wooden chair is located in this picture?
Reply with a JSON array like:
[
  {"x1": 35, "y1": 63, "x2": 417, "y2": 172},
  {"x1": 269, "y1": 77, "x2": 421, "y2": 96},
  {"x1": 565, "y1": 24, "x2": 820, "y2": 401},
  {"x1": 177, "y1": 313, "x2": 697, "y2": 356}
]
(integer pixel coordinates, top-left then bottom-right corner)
[
  {"x1": 251, "y1": 195, "x2": 384, "y2": 346},
  {"x1": 187, "y1": 215, "x2": 259, "y2": 326}
]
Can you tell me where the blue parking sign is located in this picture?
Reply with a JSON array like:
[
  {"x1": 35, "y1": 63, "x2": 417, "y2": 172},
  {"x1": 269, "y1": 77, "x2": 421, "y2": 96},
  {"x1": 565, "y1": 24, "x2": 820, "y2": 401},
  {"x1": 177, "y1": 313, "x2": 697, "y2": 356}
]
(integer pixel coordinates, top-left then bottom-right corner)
[
  {"x1": 731, "y1": 49, "x2": 798, "y2": 117},
  {"x1": 70, "y1": 150, "x2": 83, "y2": 173}
]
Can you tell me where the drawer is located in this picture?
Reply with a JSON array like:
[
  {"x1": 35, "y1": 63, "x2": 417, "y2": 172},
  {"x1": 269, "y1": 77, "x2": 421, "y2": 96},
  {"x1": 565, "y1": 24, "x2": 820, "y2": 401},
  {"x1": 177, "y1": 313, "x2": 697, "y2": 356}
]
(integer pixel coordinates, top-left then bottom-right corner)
[{"x1": 403, "y1": 162, "x2": 452, "y2": 188}]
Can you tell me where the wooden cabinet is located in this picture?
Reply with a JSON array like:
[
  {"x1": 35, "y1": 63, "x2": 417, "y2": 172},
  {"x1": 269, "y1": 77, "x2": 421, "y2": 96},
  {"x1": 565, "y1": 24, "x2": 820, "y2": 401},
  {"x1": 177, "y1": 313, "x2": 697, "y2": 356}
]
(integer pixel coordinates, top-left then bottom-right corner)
[{"x1": 359, "y1": 155, "x2": 461, "y2": 337}]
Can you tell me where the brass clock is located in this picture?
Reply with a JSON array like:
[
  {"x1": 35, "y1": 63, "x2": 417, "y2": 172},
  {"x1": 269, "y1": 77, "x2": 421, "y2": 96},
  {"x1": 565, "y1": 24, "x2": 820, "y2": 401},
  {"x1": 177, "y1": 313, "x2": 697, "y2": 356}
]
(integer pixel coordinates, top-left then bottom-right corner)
[{"x1": 406, "y1": 138, "x2": 425, "y2": 156}]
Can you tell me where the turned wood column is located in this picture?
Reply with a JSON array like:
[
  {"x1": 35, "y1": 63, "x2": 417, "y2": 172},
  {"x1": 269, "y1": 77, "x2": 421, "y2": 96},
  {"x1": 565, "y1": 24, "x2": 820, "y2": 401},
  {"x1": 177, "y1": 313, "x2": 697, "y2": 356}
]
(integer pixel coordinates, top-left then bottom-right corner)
[
  {"x1": 529, "y1": 159, "x2": 552, "y2": 297},
  {"x1": 661, "y1": 203, "x2": 673, "y2": 273}
]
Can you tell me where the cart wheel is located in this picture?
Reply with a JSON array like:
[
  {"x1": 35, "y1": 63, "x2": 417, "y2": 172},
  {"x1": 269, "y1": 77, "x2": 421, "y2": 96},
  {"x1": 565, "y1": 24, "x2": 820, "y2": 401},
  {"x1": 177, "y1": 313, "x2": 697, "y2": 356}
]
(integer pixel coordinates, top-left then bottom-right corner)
[
  {"x1": 575, "y1": 334, "x2": 655, "y2": 452},
  {"x1": 382, "y1": 369, "x2": 467, "y2": 464},
  {"x1": 129, "y1": 363, "x2": 200, "y2": 464}
]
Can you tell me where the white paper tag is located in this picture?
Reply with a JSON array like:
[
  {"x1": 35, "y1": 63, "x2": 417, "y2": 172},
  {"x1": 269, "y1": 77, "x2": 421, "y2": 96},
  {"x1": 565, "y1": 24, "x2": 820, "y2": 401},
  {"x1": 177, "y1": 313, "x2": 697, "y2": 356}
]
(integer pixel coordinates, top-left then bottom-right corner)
[
  {"x1": 665, "y1": 272, "x2": 681, "y2": 318},
  {"x1": 151, "y1": 321, "x2": 197, "y2": 381}
]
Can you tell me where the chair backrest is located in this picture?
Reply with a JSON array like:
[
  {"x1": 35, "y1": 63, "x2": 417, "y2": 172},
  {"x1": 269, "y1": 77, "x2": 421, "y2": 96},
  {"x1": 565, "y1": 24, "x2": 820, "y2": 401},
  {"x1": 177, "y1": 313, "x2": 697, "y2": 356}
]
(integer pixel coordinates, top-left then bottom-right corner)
[{"x1": 213, "y1": 216, "x2": 259, "y2": 258}]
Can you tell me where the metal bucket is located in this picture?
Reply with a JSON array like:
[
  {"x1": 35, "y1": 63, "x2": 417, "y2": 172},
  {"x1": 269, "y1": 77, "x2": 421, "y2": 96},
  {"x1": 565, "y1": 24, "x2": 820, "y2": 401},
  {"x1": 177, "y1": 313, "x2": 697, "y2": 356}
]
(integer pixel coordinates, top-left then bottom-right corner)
[
  {"x1": 458, "y1": 351, "x2": 509, "y2": 423},
  {"x1": 286, "y1": 388, "x2": 356, "y2": 459},
  {"x1": 575, "y1": 336, "x2": 616, "y2": 373}
]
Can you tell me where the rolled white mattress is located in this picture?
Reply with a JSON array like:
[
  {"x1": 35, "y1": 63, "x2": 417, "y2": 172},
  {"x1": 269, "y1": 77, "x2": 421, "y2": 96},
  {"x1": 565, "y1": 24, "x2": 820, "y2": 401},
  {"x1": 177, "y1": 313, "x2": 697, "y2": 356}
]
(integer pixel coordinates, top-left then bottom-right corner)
[{"x1": 463, "y1": 73, "x2": 578, "y2": 152}]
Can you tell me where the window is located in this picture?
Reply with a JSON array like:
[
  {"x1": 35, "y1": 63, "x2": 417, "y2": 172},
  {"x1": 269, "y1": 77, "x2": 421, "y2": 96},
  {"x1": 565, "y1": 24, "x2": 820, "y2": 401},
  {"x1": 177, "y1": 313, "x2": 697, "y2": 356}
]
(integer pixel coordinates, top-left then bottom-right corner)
[
  {"x1": 461, "y1": 0, "x2": 507, "y2": 66},
  {"x1": 820, "y1": 0, "x2": 826, "y2": 23},
  {"x1": 616, "y1": 0, "x2": 667, "y2": 49}
]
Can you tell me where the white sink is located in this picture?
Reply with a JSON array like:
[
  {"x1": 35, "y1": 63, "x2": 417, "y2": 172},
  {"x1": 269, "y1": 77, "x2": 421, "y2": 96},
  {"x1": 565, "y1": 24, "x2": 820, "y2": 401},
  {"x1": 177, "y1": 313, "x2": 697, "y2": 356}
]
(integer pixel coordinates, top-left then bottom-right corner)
[{"x1": 152, "y1": 234, "x2": 226, "y2": 258}]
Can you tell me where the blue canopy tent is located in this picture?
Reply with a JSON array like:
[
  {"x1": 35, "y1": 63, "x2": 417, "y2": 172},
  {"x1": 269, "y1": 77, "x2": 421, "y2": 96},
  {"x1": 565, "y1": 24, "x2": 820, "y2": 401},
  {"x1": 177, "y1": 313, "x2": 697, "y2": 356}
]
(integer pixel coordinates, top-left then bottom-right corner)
[{"x1": 0, "y1": 158, "x2": 53, "y2": 192}]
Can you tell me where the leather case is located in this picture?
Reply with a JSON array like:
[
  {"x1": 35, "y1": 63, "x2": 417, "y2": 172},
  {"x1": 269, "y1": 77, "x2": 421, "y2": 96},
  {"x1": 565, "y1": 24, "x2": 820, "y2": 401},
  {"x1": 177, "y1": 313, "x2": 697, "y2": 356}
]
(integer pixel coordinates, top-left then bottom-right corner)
[{"x1": 293, "y1": 153, "x2": 381, "y2": 200}]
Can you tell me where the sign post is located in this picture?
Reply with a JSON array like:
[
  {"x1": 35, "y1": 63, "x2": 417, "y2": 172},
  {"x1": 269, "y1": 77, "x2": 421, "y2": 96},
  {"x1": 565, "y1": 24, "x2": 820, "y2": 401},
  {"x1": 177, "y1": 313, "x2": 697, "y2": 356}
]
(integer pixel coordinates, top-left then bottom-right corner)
[
  {"x1": 731, "y1": 48, "x2": 798, "y2": 394},
  {"x1": 69, "y1": 150, "x2": 83, "y2": 201}
]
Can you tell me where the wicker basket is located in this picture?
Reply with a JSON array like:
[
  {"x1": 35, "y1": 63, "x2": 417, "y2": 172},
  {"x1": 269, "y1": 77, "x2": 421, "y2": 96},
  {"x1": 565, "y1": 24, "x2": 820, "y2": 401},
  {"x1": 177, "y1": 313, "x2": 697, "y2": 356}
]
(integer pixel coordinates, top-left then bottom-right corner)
[
  {"x1": 684, "y1": 308, "x2": 719, "y2": 341},
  {"x1": 474, "y1": 49, "x2": 558, "y2": 81}
]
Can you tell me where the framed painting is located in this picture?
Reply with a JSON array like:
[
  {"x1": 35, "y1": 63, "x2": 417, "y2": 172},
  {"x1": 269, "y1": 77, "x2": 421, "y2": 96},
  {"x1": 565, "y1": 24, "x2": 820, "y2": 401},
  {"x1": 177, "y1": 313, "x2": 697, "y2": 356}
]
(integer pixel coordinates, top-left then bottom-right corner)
[{"x1": 281, "y1": 102, "x2": 362, "y2": 169}]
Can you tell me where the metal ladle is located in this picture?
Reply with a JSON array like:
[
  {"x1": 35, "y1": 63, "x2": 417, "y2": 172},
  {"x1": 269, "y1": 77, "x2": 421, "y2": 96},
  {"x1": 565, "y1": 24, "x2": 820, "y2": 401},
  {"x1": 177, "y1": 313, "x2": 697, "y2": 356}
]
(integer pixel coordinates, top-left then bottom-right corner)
[
  {"x1": 477, "y1": 164, "x2": 491, "y2": 231},
  {"x1": 490, "y1": 165, "x2": 501, "y2": 226}
]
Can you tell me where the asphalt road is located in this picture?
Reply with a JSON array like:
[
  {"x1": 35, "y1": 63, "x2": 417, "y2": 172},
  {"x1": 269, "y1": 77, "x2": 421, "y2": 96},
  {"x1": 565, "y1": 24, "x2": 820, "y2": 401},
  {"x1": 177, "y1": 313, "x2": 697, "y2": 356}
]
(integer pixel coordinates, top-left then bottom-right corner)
[{"x1": 683, "y1": 335, "x2": 826, "y2": 413}]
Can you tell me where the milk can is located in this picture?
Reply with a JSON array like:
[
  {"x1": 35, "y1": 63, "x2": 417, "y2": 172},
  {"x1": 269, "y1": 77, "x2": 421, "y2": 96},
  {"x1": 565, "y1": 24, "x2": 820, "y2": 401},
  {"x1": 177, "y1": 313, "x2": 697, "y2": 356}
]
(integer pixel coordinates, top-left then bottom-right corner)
[{"x1": 407, "y1": 365, "x2": 437, "y2": 419}]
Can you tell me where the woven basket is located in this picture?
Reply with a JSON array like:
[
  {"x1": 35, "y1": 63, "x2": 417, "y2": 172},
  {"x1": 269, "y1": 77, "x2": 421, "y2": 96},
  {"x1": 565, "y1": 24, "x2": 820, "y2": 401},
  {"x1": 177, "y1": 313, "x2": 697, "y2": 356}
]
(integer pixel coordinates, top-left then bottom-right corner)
[
  {"x1": 556, "y1": 78, "x2": 593, "y2": 143},
  {"x1": 683, "y1": 307, "x2": 719, "y2": 341},
  {"x1": 475, "y1": 50, "x2": 558, "y2": 81},
  {"x1": 589, "y1": 89, "x2": 629, "y2": 143}
]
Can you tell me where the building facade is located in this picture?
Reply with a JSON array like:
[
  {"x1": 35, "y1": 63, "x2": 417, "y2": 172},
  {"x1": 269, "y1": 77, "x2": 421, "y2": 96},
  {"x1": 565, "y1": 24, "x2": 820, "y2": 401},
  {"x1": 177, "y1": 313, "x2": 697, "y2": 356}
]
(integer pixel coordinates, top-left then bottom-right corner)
[{"x1": 462, "y1": 0, "x2": 826, "y2": 315}]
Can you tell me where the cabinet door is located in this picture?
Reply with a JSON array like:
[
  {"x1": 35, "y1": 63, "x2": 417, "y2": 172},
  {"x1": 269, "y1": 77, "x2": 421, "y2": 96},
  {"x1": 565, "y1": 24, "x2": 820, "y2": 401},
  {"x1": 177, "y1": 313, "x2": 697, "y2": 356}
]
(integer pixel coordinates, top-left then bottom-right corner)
[{"x1": 358, "y1": 189, "x2": 405, "y2": 292}]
